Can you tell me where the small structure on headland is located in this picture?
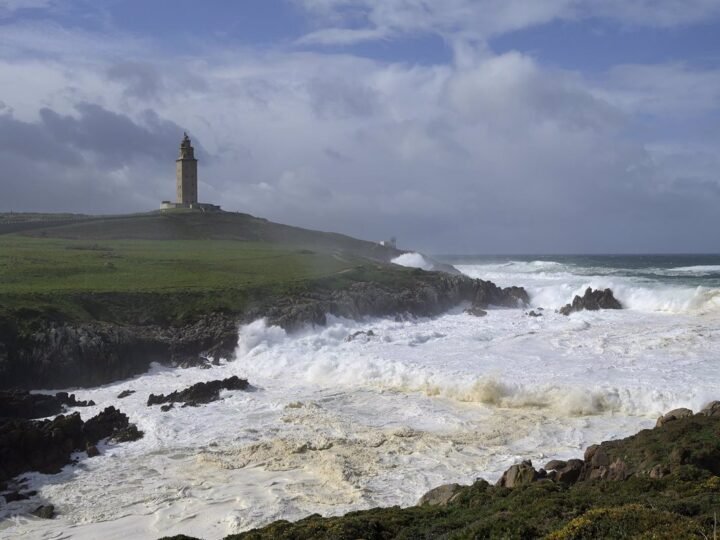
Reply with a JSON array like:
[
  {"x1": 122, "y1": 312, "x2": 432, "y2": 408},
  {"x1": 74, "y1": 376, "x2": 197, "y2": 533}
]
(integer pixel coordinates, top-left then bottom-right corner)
[{"x1": 161, "y1": 133, "x2": 221, "y2": 211}]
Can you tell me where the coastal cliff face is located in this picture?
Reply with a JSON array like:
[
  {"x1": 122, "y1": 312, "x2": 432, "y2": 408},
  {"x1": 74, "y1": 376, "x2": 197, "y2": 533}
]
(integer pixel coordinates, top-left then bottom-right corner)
[{"x1": 0, "y1": 272, "x2": 528, "y2": 389}]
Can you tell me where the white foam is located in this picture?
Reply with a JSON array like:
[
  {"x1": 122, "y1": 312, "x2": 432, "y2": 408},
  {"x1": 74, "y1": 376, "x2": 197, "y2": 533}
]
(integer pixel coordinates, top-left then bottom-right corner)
[
  {"x1": 457, "y1": 263, "x2": 720, "y2": 314},
  {"x1": 391, "y1": 252, "x2": 434, "y2": 271},
  {"x1": 4, "y1": 265, "x2": 720, "y2": 539}
]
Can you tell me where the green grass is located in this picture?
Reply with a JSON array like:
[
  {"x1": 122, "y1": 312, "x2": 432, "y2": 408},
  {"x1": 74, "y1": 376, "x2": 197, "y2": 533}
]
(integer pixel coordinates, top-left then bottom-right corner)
[
  {"x1": 0, "y1": 236, "x2": 357, "y2": 294},
  {"x1": 0, "y1": 232, "x2": 408, "y2": 326}
]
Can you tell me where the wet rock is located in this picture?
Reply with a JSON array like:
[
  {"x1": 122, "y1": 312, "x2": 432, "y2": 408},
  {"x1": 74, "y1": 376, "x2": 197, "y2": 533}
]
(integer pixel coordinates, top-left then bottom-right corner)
[
  {"x1": 55, "y1": 392, "x2": 95, "y2": 408},
  {"x1": 346, "y1": 330, "x2": 376, "y2": 342},
  {"x1": 656, "y1": 408, "x2": 693, "y2": 427},
  {"x1": 527, "y1": 310, "x2": 542, "y2": 317},
  {"x1": 117, "y1": 390, "x2": 135, "y2": 399},
  {"x1": 147, "y1": 376, "x2": 250, "y2": 408},
  {"x1": 110, "y1": 424, "x2": 143, "y2": 443},
  {"x1": 417, "y1": 483, "x2": 463, "y2": 506},
  {"x1": 2, "y1": 490, "x2": 33, "y2": 502},
  {"x1": 496, "y1": 460, "x2": 538, "y2": 488},
  {"x1": 0, "y1": 406, "x2": 143, "y2": 483},
  {"x1": 559, "y1": 288, "x2": 622, "y2": 316},
  {"x1": 173, "y1": 356, "x2": 212, "y2": 369},
  {"x1": 161, "y1": 404, "x2": 174, "y2": 412},
  {"x1": 31, "y1": 504, "x2": 55, "y2": 519},
  {"x1": 86, "y1": 444, "x2": 100, "y2": 457},
  {"x1": 0, "y1": 391, "x2": 64, "y2": 419},
  {"x1": 464, "y1": 307, "x2": 487, "y2": 317}
]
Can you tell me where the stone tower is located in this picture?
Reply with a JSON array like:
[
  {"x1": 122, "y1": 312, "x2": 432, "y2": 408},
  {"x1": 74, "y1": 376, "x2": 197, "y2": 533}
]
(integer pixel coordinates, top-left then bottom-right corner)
[{"x1": 176, "y1": 132, "x2": 198, "y2": 204}]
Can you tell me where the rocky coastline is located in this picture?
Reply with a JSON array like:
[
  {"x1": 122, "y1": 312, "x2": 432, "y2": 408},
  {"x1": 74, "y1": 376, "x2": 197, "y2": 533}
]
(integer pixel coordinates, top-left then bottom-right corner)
[
  {"x1": 161, "y1": 402, "x2": 720, "y2": 539},
  {"x1": 0, "y1": 271, "x2": 528, "y2": 390}
]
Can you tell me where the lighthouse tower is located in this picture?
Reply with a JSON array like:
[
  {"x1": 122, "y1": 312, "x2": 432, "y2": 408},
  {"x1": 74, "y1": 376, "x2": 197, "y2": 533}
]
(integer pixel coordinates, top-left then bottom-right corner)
[
  {"x1": 161, "y1": 133, "x2": 220, "y2": 211},
  {"x1": 176, "y1": 132, "x2": 198, "y2": 204}
]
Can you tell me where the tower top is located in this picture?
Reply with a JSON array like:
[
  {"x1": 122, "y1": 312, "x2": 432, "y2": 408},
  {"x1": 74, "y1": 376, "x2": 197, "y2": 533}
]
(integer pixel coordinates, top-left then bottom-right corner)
[{"x1": 178, "y1": 132, "x2": 195, "y2": 160}]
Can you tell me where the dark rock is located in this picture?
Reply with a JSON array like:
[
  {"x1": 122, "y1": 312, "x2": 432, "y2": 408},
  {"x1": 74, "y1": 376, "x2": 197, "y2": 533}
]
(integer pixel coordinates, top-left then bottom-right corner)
[
  {"x1": 31, "y1": 504, "x2": 55, "y2": 519},
  {"x1": 147, "y1": 376, "x2": 250, "y2": 408},
  {"x1": 86, "y1": 444, "x2": 100, "y2": 457},
  {"x1": 346, "y1": 330, "x2": 376, "y2": 342},
  {"x1": 55, "y1": 392, "x2": 95, "y2": 408},
  {"x1": 173, "y1": 356, "x2": 212, "y2": 369},
  {"x1": 527, "y1": 310, "x2": 542, "y2": 317},
  {"x1": 0, "y1": 406, "x2": 143, "y2": 484},
  {"x1": 111, "y1": 424, "x2": 143, "y2": 443},
  {"x1": 464, "y1": 307, "x2": 487, "y2": 317},
  {"x1": 656, "y1": 407, "x2": 693, "y2": 427},
  {"x1": 3, "y1": 490, "x2": 32, "y2": 502},
  {"x1": 0, "y1": 391, "x2": 64, "y2": 419},
  {"x1": 0, "y1": 313, "x2": 239, "y2": 390},
  {"x1": 160, "y1": 404, "x2": 174, "y2": 412},
  {"x1": 417, "y1": 483, "x2": 463, "y2": 506},
  {"x1": 559, "y1": 288, "x2": 623, "y2": 316},
  {"x1": 496, "y1": 460, "x2": 538, "y2": 488},
  {"x1": 117, "y1": 390, "x2": 135, "y2": 399}
]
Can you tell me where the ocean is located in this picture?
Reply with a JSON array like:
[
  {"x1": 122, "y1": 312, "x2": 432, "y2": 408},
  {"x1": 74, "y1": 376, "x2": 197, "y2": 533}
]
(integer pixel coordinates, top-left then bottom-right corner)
[{"x1": 3, "y1": 255, "x2": 720, "y2": 539}]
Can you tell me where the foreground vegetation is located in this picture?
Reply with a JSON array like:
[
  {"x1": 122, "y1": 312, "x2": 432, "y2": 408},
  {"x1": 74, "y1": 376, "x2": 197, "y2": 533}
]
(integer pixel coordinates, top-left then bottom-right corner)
[{"x1": 164, "y1": 413, "x2": 720, "y2": 539}]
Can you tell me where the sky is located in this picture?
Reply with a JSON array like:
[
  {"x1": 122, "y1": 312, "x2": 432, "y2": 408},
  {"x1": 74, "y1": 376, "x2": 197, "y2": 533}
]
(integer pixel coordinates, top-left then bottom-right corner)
[{"x1": 0, "y1": 0, "x2": 719, "y2": 254}]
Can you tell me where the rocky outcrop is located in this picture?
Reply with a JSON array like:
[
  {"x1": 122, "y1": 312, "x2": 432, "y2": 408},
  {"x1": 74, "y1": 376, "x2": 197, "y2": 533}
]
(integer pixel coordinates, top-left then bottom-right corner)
[
  {"x1": 490, "y1": 404, "x2": 720, "y2": 490},
  {"x1": 0, "y1": 273, "x2": 528, "y2": 390},
  {"x1": 417, "y1": 483, "x2": 462, "y2": 506},
  {"x1": 0, "y1": 406, "x2": 143, "y2": 484},
  {"x1": 496, "y1": 460, "x2": 539, "y2": 488},
  {"x1": 147, "y1": 376, "x2": 250, "y2": 409},
  {"x1": 0, "y1": 390, "x2": 94, "y2": 420},
  {"x1": 656, "y1": 407, "x2": 693, "y2": 427},
  {"x1": 257, "y1": 275, "x2": 529, "y2": 331},
  {"x1": 559, "y1": 287, "x2": 622, "y2": 316},
  {"x1": 0, "y1": 313, "x2": 239, "y2": 390}
]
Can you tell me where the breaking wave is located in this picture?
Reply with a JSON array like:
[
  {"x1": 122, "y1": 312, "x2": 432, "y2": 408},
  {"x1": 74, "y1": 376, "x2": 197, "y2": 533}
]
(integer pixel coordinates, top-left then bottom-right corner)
[{"x1": 391, "y1": 252, "x2": 434, "y2": 271}]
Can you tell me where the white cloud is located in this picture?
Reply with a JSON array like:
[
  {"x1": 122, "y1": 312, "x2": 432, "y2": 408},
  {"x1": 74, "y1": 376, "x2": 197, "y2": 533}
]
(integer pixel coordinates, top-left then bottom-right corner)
[
  {"x1": 294, "y1": 0, "x2": 720, "y2": 45},
  {"x1": 0, "y1": 8, "x2": 719, "y2": 252}
]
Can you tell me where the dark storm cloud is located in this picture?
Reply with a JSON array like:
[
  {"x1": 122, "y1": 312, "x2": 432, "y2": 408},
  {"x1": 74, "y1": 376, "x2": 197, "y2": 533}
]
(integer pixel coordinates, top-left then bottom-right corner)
[
  {"x1": 0, "y1": 103, "x2": 189, "y2": 213},
  {"x1": 38, "y1": 102, "x2": 185, "y2": 167}
]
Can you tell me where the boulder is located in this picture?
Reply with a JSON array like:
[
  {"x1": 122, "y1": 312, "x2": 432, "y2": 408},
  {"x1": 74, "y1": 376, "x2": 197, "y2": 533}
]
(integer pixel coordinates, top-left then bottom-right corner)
[
  {"x1": 417, "y1": 483, "x2": 463, "y2": 506},
  {"x1": 0, "y1": 390, "x2": 94, "y2": 420},
  {"x1": 656, "y1": 408, "x2": 693, "y2": 427},
  {"x1": 527, "y1": 310, "x2": 542, "y2": 318},
  {"x1": 556, "y1": 459, "x2": 584, "y2": 484},
  {"x1": 544, "y1": 460, "x2": 566, "y2": 471},
  {"x1": 464, "y1": 307, "x2": 487, "y2": 317},
  {"x1": 346, "y1": 330, "x2": 376, "y2": 342},
  {"x1": 147, "y1": 376, "x2": 250, "y2": 408},
  {"x1": 559, "y1": 288, "x2": 622, "y2": 316},
  {"x1": 117, "y1": 390, "x2": 135, "y2": 399},
  {"x1": 699, "y1": 401, "x2": 720, "y2": 417},
  {"x1": 31, "y1": 505, "x2": 55, "y2": 519},
  {"x1": 496, "y1": 460, "x2": 538, "y2": 488}
]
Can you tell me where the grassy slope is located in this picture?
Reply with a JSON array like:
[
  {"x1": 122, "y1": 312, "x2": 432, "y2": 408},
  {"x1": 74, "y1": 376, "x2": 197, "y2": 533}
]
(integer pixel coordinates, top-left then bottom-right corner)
[{"x1": 0, "y1": 211, "x2": 409, "y2": 326}]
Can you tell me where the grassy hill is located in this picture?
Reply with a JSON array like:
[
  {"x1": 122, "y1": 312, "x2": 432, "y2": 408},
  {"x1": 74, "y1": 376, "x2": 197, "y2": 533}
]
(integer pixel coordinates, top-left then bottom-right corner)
[
  {"x1": 0, "y1": 211, "x2": 410, "y2": 325},
  {"x1": 0, "y1": 210, "x2": 400, "y2": 261}
]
